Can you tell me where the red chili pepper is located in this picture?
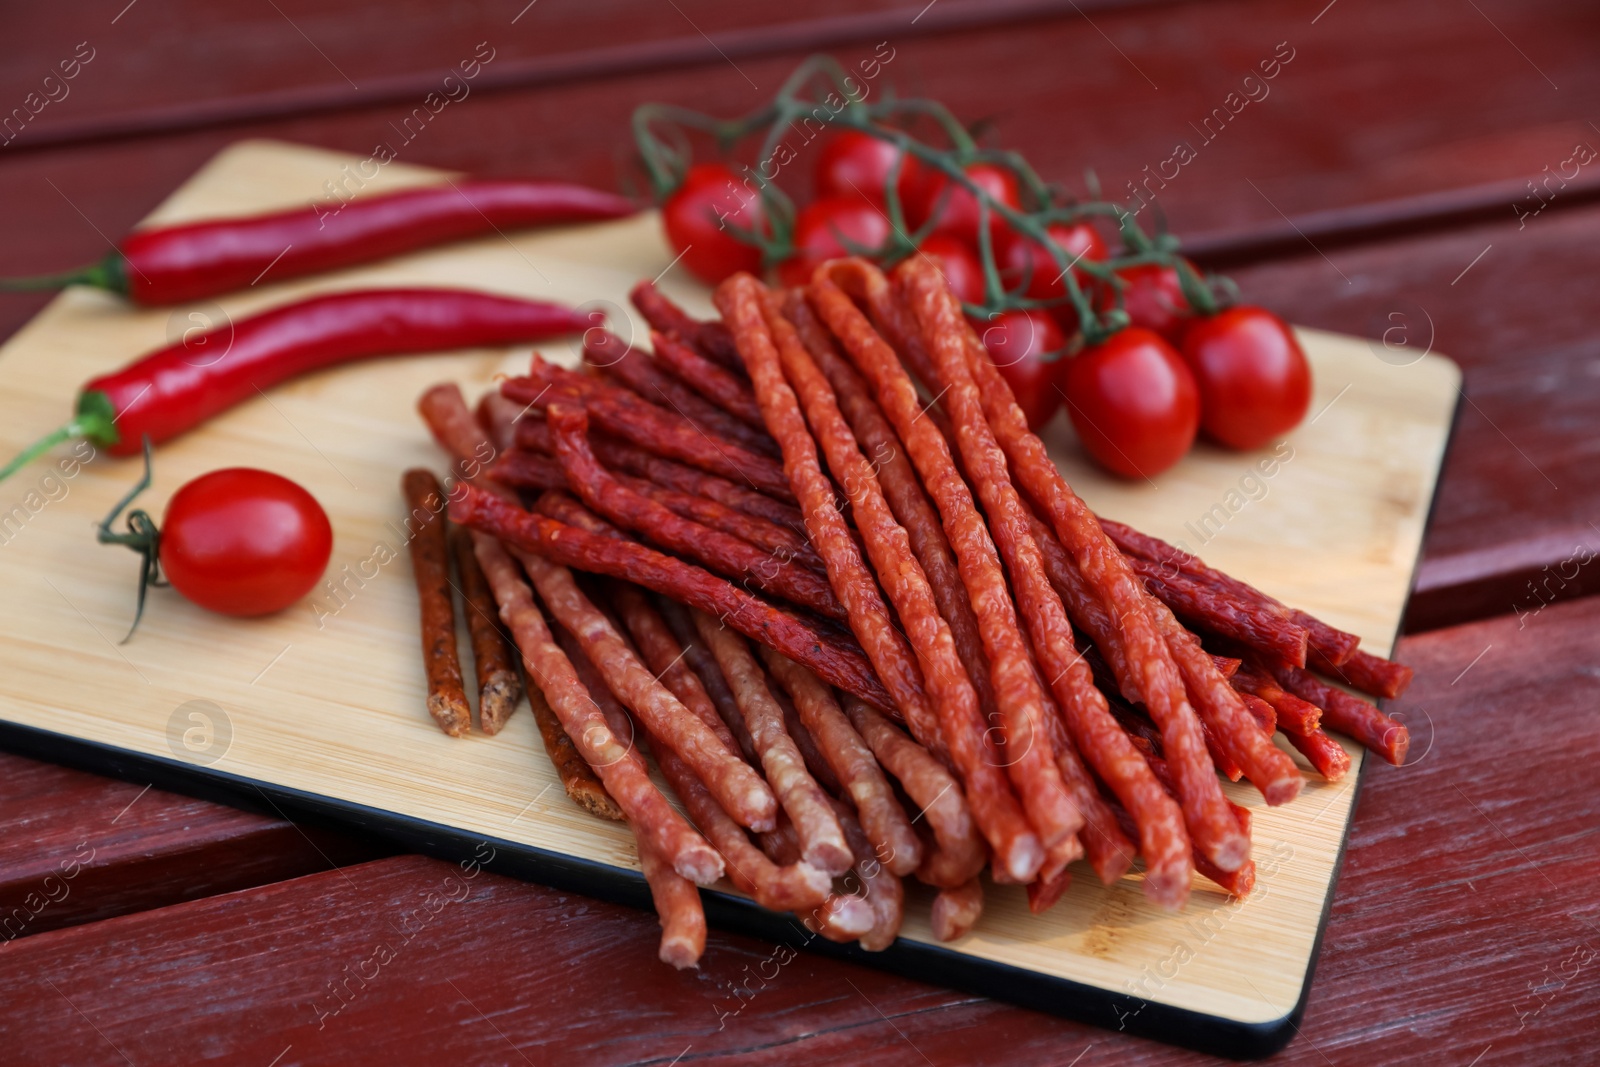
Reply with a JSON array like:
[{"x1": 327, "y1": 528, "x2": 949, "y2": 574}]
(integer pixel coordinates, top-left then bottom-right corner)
[
  {"x1": 0, "y1": 180, "x2": 636, "y2": 305},
  {"x1": 0, "y1": 288, "x2": 593, "y2": 480}
]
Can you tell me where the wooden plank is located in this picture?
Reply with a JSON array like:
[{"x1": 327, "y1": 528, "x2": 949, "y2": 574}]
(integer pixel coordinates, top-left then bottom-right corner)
[
  {"x1": 2, "y1": 596, "x2": 1593, "y2": 1063},
  {"x1": 0, "y1": 140, "x2": 1458, "y2": 1044},
  {"x1": 0, "y1": 752, "x2": 393, "y2": 941},
  {"x1": 1219, "y1": 202, "x2": 1600, "y2": 632}
]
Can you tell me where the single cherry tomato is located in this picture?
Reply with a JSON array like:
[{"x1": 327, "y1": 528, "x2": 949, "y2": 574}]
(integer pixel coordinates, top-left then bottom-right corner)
[
  {"x1": 1060, "y1": 327, "x2": 1199, "y2": 479},
  {"x1": 1180, "y1": 306, "x2": 1312, "y2": 450},
  {"x1": 159, "y1": 468, "x2": 334, "y2": 616},
  {"x1": 916, "y1": 233, "x2": 986, "y2": 306},
  {"x1": 1000, "y1": 221, "x2": 1107, "y2": 302},
  {"x1": 815, "y1": 131, "x2": 920, "y2": 208},
  {"x1": 1110, "y1": 262, "x2": 1194, "y2": 346},
  {"x1": 776, "y1": 196, "x2": 892, "y2": 286},
  {"x1": 972, "y1": 309, "x2": 1066, "y2": 430},
  {"x1": 662, "y1": 163, "x2": 766, "y2": 285},
  {"x1": 906, "y1": 163, "x2": 1021, "y2": 249}
]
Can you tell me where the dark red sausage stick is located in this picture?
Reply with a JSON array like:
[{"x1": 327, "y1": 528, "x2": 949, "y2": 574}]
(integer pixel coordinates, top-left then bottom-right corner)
[
  {"x1": 3, "y1": 180, "x2": 636, "y2": 305},
  {"x1": 1, "y1": 289, "x2": 592, "y2": 481}
]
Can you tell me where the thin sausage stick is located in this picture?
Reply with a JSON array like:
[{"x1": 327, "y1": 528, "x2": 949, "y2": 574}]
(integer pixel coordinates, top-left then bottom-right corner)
[
  {"x1": 450, "y1": 525, "x2": 524, "y2": 734},
  {"x1": 612, "y1": 473, "x2": 823, "y2": 570},
  {"x1": 1130, "y1": 559, "x2": 1310, "y2": 668},
  {"x1": 471, "y1": 535, "x2": 722, "y2": 883},
  {"x1": 826, "y1": 796, "x2": 905, "y2": 951},
  {"x1": 760, "y1": 648, "x2": 921, "y2": 876},
  {"x1": 1268, "y1": 662, "x2": 1410, "y2": 765},
  {"x1": 451, "y1": 485, "x2": 895, "y2": 710},
  {"x1": 637, "y1": 836, "x2": 706, "y2": 969},
  {"x1": 609, "y1": 583, "x2": 743, "y2": 758},
  {"x1": 653, "y1": 330, "x2": 767, "y2": 428},
  {"x1": 519, "y1": 662, "x2": 623, "y2": 820},
  {"x1": 547, "y1": 402, "x2": 846, "y2": 619},
  {"x1": 1285, "y1": 726, "x2": 1353, "y2": 781},
  {"x1": 788, "y1": 292, "x2": 1002, "y2": 733},
  {"x1": 629, "y1": 280, "x2": 746, "y2": 374},
  {"x1": 929, "y1": 878, "x2": 984, "y2": 942},
  {"x1": 1231, "y1": 667, "x2": 1322, "y2": 735},
  {"x1": 715, "y1": 275, "x2": 948, "y2": 750},
  {"x1": 927, "y1": 261, "x2": 1248, "y2": 880},
  {"x1": 515, "y1": 417, "x2": 806, "y2": 533},
  {"x1": 841, "y1": 697, "x2": 986, "y2": 887},
  {"x1": 799, "y1": 270, "x2": 1052, "y2": 882},
  {"x1": 517, "y1": 547, "x2": 777, "y2": 832},
  {"x1": 692, "y1": 610, "x2": 853, "y2": 875},
  {"x1": 1308, "y1": 644, "x2": 1415, "y2": 700},
  {"x1": 417, "y1": 384, "x2": 501, "y2": 486},
  {"x1": 1027, "y1": 871, "x2": 1072, "y2": 915},
  {"x1": 402, "y1": 469, "x2": 471, "y2": 737}
]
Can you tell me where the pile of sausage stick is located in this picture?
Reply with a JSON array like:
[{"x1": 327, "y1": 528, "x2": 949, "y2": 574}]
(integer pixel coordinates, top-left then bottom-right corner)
[{"x1": 402, "y1": 256, "x2": 1413, "y2": 969}]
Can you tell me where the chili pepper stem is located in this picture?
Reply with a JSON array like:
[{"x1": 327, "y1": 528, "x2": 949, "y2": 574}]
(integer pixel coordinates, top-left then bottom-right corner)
[
  {"x1": 0, "y1": 391, "x2": 119, "y2": 485},
  {"x1": 96, "y1": 437, "x2": 165, "y2": 643},
  {"x1": 0, "y1": 251, "x2": 126, "y2": 296}
]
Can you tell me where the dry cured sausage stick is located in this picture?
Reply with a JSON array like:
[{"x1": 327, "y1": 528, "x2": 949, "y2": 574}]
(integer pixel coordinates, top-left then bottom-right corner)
[
  {"x1": 893, "y1": 265, "x2": 1128, "y2": 859},
  {"x1": 586, "y1": 329, "x2": 777, "y2": 457},
  {"x1": 636, "y1": 836, "x2": 706, "y2": 970},
  {"x1": 518, "y1": 546, "x2": 777, "y2": 832},
  {"x1": 609, "y1": 583, "x2": 743, "y2": 759},
  {"x1": 519, "y1": 660, "x2": 624, "y2": 820},
  {"x1": 927, "y1": 262, "x2": 1247, "y2": 879},
  {"x1": 1267, "y1": 662, "x2": 1410, "y2": 765},
  {"x1": 613, "y1": 473, "x2": 822, "y2": 570},
  {"x1": 826, "y1": 796, "x2": 905, "y2": 951},
  {"x1": 450, "y1": 485, "x2": 894, "y2": 710},
  {"x1": 652, "y1": 330, "x2": 767, "y2": 429},
  {"x1": 761, "y1": 648, "x2": 922, "y2": 877},
  {"x1": 1308, "y1": 644, "x2": 1415, "y2": 700},
  {"x1": 787, "y1": 293, "x2": 1001, "y2": 737},
  {"x1": 1036, "y1": 692, "x2": 1137, "y2": 887},
  {"x1": 1239, "y1": 692, "x2": 1278, "y2": 735},
  {"x1": 1025, "y1": 509, "x2": 1137, "y2": 700},
  {"x1": 471, "y1": 535, "x2": 722, "y2": 883},
  {"x1": 1231, "y1": 667, "x2": 1322, "y2": 735},
  {"x1": 1099, "y1": 519, "x2": 1361, "y2": 667},
  {"x1": 1285, "y1": 726, "x2": 1353, "y2": 781},
  {"x1": 841, "y1": 697, "x2": 986, "y2": 887},
  {"x1": 629, "y1": 280, "x2": 746, "y2": 374},
  {"x1": 477, "y1": 390, "x2": 523, "y2": 455},
  {"x1": 548, "y1": 403, "x2": 846, "y2": 620},
  {"x1": 807, "y1": 268, "x2": 1078, "y2": 883},
  {"x1": 401, "y1": 469, "x2": 471, "y2": 738},
  {"x1": 503, "y1": 356, "x2": 795, "y2": 501},
  {"x1": 514, "y1": 417, "x2": 806, "y2": 533},
  {"x1": 691, "y1": 610, "x2": 854, "y2": 875},
  {"x1": 658, "y1": 598, "x2": 763, "y2": 767},
  {"x1": 714, "y1": 277, "x2": 959, "y2": 774},
  {"x1": 489, "y1": 450, "x2": 568, "y2": 491},
  {"x1": 1026, "y1": 871, "x2": 1072, "y2": 915},
  {"x1": 449, "y1": 525, "x2": 524, "y2": 735},
  {"x1": 417, "y1": 384, "x2": 502, "y2": 487},
  {"x1": 776, "y1": 689, "x2": 844, "y2": 795},
  {"x1": 1128, "y1": 558, "x2": 1310, "y2": 668},
  {"x1": 929, "y1": 878, "x2": 984, "y2": 942}
]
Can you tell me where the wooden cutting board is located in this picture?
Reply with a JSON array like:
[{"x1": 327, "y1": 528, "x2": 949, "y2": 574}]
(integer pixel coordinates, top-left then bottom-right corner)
[{"x1": 0, "y1": 141, "x2": 1459, "y2": 1058}]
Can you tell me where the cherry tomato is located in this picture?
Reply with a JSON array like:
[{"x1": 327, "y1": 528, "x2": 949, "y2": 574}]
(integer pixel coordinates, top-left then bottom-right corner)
[
  {"x1": 906, "y1": 163, "x2": 1021, "y2": 249},
  {"x1": 776, "y1": 196, "x2": 892, "y2": 286},
  {"x1": 1110, "y1": 262, "x2": 1194, "y2": 346},
  {"x1": 1059, "y1": 328, "x2": 1199, "y2": 479},
  {"x1": 815, "y1": 131, "x2": 920, "y2": 208},
  {"x1": 972, "y1": 309, "x2": 1066, "y2": 430},
  {"x1": 160, "y1": 468, "x2": 333, "y2": 616},
  {"x1": 915, "y1": 233, "x2": 985, "y2": 306},
  {"x1": 1180, "y1": 306, "x2": 1312, "y2": 450},
  {"x1": 1000, "y1": 221, "x2": 1107, "y2": 302},
  {"x1": 662, "y1": 163, "x2": 766, "y2": 285}
]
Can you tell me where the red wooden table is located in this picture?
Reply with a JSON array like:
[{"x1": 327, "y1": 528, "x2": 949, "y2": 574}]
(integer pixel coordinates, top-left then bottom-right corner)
[{"x1": 2, "y1": 3, "x2": 1596, "y2": 1063}]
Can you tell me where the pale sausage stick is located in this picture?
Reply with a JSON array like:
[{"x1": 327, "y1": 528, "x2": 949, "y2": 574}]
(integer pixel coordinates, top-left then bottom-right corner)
[
  {"x1": 450, "y1": 525, "x2": 524, "y2": 734},
  {"x1": 637, "y1": 838, "x2": 706, "y2": 969},
  {"x1": 609, "y1": 583, "x2": 743, "y2": 758},
  {"x1": 402, "y1": 468, "x2": 471, "y2": 738},
  {"x1": 517, "y1": 548, "x2": 777, "y2": 833},
  {"x1": 929, "y1": 878, "x2": 985, "y2": 942},
  {"x1": 471, "y1": 535, "x2": 722, "y2": 884},
  {"x1": 691, "y1": 609, "x2": 853, "y2": 875},
  {"x1": 760, "y1": 648, "x2": 922, "y2": 877},
  {"x1": 826, "y1": 796, "x2": 905, "y2": 951}
]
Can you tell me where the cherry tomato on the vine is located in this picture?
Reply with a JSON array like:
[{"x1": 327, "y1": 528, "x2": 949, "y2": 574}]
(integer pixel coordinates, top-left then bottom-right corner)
[
  {"x1": 972, "y1": 309, "x2": 1066, "y2": 430},
  {"x1": 662, "y1": 162, "x2": 766, "y2": 285},
  {"x1": 776, "y1": 196, "x2": 893, "y2": 286},
  {"x1": 916, "y1": 233, "x2": 986, "y2": 306},
  {"x1": 1180, "y1": 306, "x2": 1312, "y2": 451},
  {"x1": 160, "y1": 468, "x2": 333, "y2": 616},
  {"x1": 907, "y1": 163, "x2": 1021, "y2": 250},
  {"x1": 815, "y1": 131, "x2": 921, "y2": 209},
  {"x1": 1000, "y1": 221, "x2": 1107, "y2": 303},
  {"x1": 1059, "y1": 327, "x2": 1199, "y2": 479},
  {"x1": 1109, "y1": 262, "x2": 1195, "y2": 346}
]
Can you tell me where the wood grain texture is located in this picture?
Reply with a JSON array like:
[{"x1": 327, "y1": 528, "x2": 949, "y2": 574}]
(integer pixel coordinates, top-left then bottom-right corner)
[
  {"x1": 0, "y1": 141, "x2": 1457, "y2": 1034},
  {"x1": 1, "y1": 595, "x2": 1593, "y2": 1065},
  {"x1": 0, "y1": 752, "x2": 392, "y2": 942}
]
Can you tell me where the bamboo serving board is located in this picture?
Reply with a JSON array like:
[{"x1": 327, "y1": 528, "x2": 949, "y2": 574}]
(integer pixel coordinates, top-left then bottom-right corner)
[{"x1": 0, "y1": 141, "x2": 1459, "y2": 1058}]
